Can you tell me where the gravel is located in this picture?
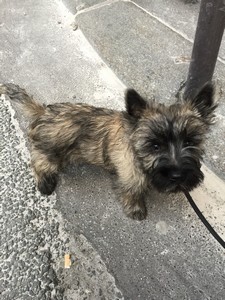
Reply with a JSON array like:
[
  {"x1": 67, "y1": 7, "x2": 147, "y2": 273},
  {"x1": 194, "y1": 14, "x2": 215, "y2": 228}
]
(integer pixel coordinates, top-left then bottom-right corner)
[{"x1": 0, "y1": 95, "x2": 67, "y2": 299}]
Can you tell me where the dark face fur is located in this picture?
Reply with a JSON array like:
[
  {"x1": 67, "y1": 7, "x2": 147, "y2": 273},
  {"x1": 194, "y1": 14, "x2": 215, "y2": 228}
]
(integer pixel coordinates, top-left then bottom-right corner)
[{"x1": 126, "y1": 84, "x2": 217, "y2": 193}]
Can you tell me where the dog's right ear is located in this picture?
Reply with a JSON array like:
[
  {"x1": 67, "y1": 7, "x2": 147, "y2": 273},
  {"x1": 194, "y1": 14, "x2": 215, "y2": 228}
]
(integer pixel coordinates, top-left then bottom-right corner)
[
  {"x1": 188, "y1": 82, "x2": 218, "y2": 124},
  {"x1": 125, "y1": 89, "x2": 148, "y2": 118}
]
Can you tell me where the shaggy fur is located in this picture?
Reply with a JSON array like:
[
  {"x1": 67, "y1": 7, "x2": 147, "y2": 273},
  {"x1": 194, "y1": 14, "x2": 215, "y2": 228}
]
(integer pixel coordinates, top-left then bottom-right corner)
[{"x1": 0, "y1": 83, "x2": 217, "y2": 220}]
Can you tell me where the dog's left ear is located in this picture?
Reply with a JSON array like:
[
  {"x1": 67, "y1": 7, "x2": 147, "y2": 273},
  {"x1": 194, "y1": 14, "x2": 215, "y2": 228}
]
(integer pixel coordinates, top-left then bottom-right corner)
[
  {"x1": 125, "y1": 89, "x2": 148, "y2": 118},
  {"x1": 190, "y1": 82, "x2": 218, "y2": 124}
]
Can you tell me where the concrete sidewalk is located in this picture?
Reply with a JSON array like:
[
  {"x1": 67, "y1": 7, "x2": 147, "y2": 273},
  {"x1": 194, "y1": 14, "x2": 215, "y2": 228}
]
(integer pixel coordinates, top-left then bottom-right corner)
[{"x1": 0, "y1": 0, "x2": 225, "y2": 299}]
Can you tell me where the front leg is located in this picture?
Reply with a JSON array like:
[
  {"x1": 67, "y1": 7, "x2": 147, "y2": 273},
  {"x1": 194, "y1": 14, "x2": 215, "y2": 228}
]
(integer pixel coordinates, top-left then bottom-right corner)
[
  {"x1": 121, "y1": 190, "x2": 147, "y2": 221},
  {"x1": 110, "y1": 144, "x2": 148, "y2": 220},
  {"x1": 114, "y1": 178, "x2": 148, "y2": 221}
]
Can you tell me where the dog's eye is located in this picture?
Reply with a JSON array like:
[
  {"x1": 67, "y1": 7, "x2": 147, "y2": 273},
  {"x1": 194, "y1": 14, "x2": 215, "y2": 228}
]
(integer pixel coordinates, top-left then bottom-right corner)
[{"x1": 152, "y1": 144, "x2": 160, "y2": 151}]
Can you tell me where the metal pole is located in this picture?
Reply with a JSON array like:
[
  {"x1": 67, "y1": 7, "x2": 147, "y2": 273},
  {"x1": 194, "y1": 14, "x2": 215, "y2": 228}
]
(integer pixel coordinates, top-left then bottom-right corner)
[{"x1": 184, "y1": 0, "x2": 225, "y2": 100}]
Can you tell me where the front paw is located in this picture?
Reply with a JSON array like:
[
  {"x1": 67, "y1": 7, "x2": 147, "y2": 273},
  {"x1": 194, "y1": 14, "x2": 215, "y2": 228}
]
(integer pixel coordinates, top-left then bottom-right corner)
[{"x1": 124, "y1": 203, "x2": 147, "y2": 221}]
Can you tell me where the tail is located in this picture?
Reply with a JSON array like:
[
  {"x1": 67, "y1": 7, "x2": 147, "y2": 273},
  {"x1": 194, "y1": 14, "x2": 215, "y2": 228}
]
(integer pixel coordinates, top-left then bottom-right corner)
[{"x1": 0, "y1": 83, "x2": 45, "y2": 119}]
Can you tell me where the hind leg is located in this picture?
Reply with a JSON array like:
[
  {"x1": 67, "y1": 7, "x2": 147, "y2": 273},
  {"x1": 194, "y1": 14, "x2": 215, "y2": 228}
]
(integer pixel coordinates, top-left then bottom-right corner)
[{"x1": 31, "y1": 149, "x2": 59, "y2": 195}]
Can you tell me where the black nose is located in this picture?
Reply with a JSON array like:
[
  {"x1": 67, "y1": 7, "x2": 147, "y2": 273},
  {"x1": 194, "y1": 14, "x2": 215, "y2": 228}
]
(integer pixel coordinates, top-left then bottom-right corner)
[{"x1": 169, "y1": 170, "x2": 182, "y2": 181}]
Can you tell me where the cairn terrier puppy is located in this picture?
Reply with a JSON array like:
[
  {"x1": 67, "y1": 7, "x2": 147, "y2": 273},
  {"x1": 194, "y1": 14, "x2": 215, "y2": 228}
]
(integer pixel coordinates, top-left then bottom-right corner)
[{"x1": 0, "y1": 83, "x2": 217, "y2": 220}]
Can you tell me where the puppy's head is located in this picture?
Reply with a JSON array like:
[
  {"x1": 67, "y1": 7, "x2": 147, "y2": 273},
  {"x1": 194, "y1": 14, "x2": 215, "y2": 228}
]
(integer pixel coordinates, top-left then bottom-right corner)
[{"x1": 125, "y1": 83, "x2": 217, "y2": 192}]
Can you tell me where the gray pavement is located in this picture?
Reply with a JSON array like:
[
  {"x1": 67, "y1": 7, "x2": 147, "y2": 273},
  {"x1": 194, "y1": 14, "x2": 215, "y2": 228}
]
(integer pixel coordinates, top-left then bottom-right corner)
[{"x1": 1, "y1": 0, "x2": 225, "y2": 299}]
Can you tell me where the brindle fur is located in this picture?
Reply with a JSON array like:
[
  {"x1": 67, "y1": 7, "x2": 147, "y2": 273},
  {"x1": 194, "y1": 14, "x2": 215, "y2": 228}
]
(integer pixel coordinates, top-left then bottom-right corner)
[{"x1": 0, "y1": 83, "x2": 217, "y2": 220}]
